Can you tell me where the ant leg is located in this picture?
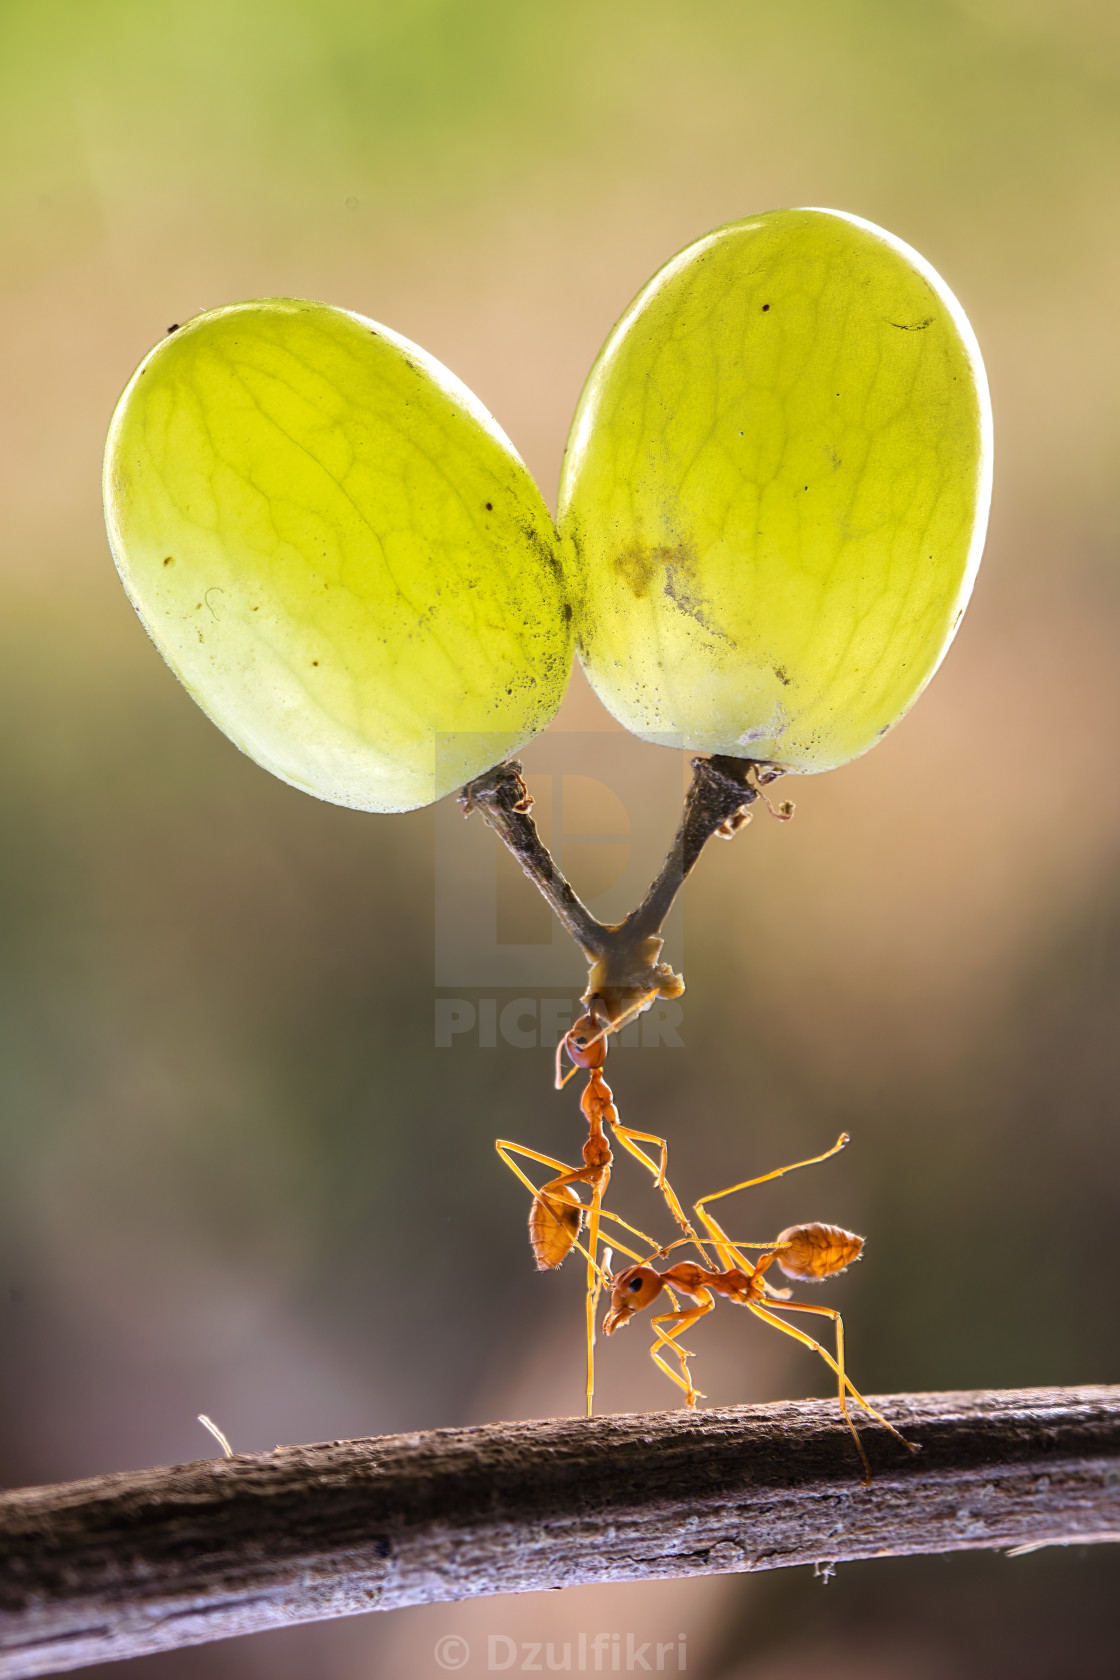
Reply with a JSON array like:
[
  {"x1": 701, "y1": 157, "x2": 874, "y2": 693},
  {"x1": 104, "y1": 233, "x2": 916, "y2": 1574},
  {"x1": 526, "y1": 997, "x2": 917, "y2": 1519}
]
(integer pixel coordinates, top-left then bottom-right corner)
[
  {"x1": 695, "y1": 1133, "x2": 850, "y2": 1221},
  {"x1": 495, "y1": 1138, "x2": 598, "y2": 1214},
  {"x1": 496, "y1": 1138, "x2": 582, "y2": 1197},
  {"x1": 641, "y1": 1286, "x2": 709, "y2": 1405},
  {"x1": 608, "y1": 1123, "x2": 678, "y2": 1205},
  {"x1": 746, "y1": 1298, "x2": 916, "y2": 1484},
  {"x1": 765, "y1": 1298, "x2": 916, "y2": 1452},
  {"x1": 584, "y1": 1183, "x2": 603, "y2": 1418},
  {"x1": 745, "y1": 1299, "x2": 871, "y2": 1482},
  {"x1": 497, "y1": 1143, "x2": 667, "y2": 1412},
  {"x1": 495, "y1": 1141, "x2": 660, "y2": 1263},
  {"x1": 695, "y1": 1198, "x2": 768, "y2": 1276},
  {"x1": 694, "y1": 1135, "x2": 850, "y2": 1268},
  {"x1": 649, "y1": 1341, "x2": 702, "y2": 1404},
  {"x1": 496, "y1": 1139, "x2": 606, "y2": 1271},
  {"x1": 610, "y1": 1123, "x2": 715, "y2": 1264},
  {"x1": 595, "y1": 1205, "x2": 665, "y2": 1252},
  {"x1": 656, "y1": 1234, "x2": 787, "y2": 1259},
  {"x1": 647, "y1": 1297, "x2": 714, "y2": 1407},
  {"x1": 580, "y1": 1180, "x2": 663, "y2": 1412},
  {"x1": 568, "y1": 1228, "x2": 643, "y2": 1275},
  {"x1": 495, "y1": 1138, "x2": 600, "y2": 1409}
]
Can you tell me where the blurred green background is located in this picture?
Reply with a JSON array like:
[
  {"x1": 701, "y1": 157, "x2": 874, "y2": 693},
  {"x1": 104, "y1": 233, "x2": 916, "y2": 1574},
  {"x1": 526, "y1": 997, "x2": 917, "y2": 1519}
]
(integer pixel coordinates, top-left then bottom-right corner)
[{"x1": 1, "y1": 1, "x2": 1118, "y2": 1675}]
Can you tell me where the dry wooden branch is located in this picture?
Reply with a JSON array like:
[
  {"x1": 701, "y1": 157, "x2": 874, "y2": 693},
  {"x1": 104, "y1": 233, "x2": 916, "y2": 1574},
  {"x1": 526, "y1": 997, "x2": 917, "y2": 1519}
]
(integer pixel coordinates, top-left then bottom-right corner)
[{"x1": 1, "y1": 1385, "x2": 1117, "y2": 1677}]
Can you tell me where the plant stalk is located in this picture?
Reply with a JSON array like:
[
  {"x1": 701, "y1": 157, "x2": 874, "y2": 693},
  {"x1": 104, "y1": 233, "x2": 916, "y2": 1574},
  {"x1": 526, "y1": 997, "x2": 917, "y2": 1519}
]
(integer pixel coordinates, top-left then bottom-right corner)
[{"x1": 460, "y1": 754, "x2": 789, "y2": 1024}]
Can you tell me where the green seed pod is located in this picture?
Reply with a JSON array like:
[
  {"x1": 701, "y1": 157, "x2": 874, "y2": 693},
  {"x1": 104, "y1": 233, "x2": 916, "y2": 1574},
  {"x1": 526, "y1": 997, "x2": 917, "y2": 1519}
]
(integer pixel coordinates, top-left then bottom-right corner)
[
  {"x1": 104, "y1": 299, "x2": 572, "y2": 812},
  {"x1": 558, "y1": 209, "x2": 992, "y2": 771}
]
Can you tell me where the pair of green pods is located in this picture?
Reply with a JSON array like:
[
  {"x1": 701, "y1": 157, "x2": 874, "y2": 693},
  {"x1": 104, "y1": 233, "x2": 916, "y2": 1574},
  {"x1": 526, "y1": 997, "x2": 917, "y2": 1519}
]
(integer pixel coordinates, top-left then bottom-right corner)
[{"x1": 104, "y1": 209, "x2": 992, "y2": 812}]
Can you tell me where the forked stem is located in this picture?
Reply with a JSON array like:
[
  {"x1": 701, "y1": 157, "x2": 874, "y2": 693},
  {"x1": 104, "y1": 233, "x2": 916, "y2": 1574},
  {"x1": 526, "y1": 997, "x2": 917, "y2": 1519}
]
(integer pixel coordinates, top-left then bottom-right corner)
[
  {"x1": 460, "y1": 754, "x2": 789, "y2": 1025},
  {"x1": 460, "y1": 761, "x2": 607, "y2": 962}
]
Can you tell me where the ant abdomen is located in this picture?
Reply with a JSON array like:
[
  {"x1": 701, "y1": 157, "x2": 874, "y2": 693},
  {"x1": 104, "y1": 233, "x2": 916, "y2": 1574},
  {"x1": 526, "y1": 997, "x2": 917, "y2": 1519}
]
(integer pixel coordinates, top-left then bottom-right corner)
[
  {"x1": 529, "y1": 1184, "x2": 584, "y2": 1271},
  {"x1": 774, "y1": 1222, "x2": 864, "y2": 1281}
]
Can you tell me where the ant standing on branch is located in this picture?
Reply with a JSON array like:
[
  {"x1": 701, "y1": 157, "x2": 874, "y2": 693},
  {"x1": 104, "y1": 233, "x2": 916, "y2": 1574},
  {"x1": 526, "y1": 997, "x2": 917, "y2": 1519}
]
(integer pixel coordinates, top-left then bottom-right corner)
[{"x1": 600, "y1": 1132, "x2": 919, "y2": 1483}]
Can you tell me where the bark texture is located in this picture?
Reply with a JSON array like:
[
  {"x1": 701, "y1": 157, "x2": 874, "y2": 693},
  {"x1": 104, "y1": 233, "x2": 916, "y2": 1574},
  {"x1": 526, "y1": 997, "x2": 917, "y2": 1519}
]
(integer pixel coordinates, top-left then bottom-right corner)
[{"x1": 1, "y1": 1385, "x2": 1118, "y2": 1677}]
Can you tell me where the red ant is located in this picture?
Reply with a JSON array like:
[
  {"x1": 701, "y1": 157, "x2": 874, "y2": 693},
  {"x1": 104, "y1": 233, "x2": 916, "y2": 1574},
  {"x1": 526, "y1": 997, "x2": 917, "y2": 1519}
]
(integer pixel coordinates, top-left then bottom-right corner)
[
  {"x1": 497, "y1": 992, "x2": 705, "y2": 1415},
  {"x1": 600, "y1": 1133, "x2": 917, "y2": 1482}
]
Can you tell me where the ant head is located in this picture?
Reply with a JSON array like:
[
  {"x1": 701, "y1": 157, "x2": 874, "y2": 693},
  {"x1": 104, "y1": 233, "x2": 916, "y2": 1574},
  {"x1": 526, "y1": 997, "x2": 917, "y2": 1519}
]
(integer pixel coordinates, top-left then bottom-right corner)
[
  {"x1": 564, "y1": 1010, "x2": 608, "y2": 1070},
  {"x1": 602, "y1": 1264, "x2": 663, "y2": 1334},
  {"x1": 774, "y1": 1222, "x2": 864, "y2": 1281}
]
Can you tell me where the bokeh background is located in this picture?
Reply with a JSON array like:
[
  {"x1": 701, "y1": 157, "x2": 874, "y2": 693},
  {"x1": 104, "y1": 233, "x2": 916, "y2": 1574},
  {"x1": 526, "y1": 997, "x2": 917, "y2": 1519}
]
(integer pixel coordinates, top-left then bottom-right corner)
[{"x1": 2, "y1": 1, "x2": 1119, "y2": 1675}]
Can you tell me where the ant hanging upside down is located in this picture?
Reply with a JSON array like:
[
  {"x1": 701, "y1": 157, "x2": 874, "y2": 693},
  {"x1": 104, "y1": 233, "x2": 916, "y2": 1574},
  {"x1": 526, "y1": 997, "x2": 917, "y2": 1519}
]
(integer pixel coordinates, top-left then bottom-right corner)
[{"x1": 497, "y1": 993, "x2": 703, "y2": 1416}]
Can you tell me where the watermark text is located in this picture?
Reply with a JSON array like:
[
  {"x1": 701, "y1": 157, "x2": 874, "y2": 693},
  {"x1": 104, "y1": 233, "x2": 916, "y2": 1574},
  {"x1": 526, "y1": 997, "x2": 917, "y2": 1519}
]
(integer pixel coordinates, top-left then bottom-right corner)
[
  {"x1": 434, "y1": 1631, "x2": 688, "y2": 1671},
  {"x1": 434, "y1": 997, "x2": 684, "y2": 1050}
]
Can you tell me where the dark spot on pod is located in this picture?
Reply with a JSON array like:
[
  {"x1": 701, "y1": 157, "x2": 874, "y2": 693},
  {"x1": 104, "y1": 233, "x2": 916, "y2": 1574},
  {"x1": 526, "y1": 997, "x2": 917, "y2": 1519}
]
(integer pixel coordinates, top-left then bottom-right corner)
[
  {"x1": 518, "y1": 518, "x2": 564, "y2": 580},
  {"x1": 762, "y1": 303, "x2": 770, "y2": 312},
  {"x1": 485, "y1": 501, "x2": 493, "y2": 511},
  {"x1": 312, "y1": 660, "x2": 319, "y2": 667},
  {"x1": 166, "y1": 324, "x2": 179, "y2": 333},
  {"x1": 163, "y1": 556, "x2": 174, "y2": 566},
  {"x1": 774, "y1": 666, "x2": 790, "y2": 685},
  {"x1": 563, "y1": 603, "x2": 572, "y2": 622}
]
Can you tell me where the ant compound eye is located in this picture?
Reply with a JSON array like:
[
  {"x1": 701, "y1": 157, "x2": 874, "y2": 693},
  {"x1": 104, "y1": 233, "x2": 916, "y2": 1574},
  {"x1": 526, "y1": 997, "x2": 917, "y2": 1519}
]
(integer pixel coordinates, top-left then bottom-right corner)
[{"x1": 628, "y1": 1276, "x2": 644, "y2": 1292}]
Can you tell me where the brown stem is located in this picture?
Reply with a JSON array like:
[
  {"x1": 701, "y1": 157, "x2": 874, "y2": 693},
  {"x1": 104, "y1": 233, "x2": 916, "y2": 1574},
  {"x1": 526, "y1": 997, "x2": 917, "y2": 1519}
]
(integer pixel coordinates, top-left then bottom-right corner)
[
  {"x1": 459, "y1": 761, "x2": 610, "y2": 962},
  {"x1": 1, "y1": 1386, "x2": 1117, "y2": 1675},
  {"x1": 460, "y1": 754, "x2": 779, "y2": 1023},
  {"x1": 620, "y1": 755, "x2": 775, "y2": 946}
]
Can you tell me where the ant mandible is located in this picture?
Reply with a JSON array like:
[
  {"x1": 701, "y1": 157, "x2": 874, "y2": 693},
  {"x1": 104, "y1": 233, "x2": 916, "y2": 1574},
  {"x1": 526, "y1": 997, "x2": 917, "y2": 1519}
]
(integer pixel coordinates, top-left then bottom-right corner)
[{"x1": 601, "y1": 1133, "x2": 918, "y2": 1483}]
